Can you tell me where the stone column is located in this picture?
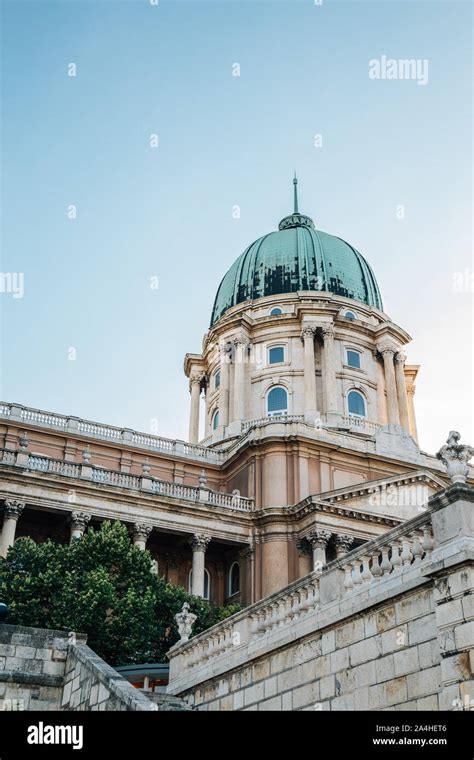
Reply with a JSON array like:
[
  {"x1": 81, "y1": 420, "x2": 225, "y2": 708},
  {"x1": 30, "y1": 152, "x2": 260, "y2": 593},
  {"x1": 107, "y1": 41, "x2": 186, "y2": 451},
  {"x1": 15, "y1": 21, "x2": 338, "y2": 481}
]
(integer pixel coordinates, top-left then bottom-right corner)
[
  {"x1": 219, "y1": 344, "x2": 230, "y2": 428},
  {"x1": 240, "y1": 545, "x2": 255, "y2": 606},
  {"x1": 132, "y1": 523, "x2": 152, "y2": 550},
  {"x1": 334, "y1": 534, "x2": 354, "y2": 559},
  {"x1": 407, "y1": 385, "x2": 419, "y2": 441},
  {"x1": 301, "y1": 324, "x2": 318, "y2": 420},
  {"x1": 379, "y1": 345, "x2": 400, "y2": 425},
  {"x1": 321, "y1": 324, "x2": 337, "y2": 414},
  {"x1": 376, "y1": 357, "x2": 388, "y2": 424},
  {"x1": 68, "y1": 511, "x2": 91, "y2": 541},
  {"x1": 232, "y1": 335, "x2": 248, "y2": 422},
  {"x1": 394, "y1": 352, "x2": 410, "y2": 433},
  {"x1": 296, "y1": 539, "x2": 313, "y2": 577},
  {"x1": 189, "y1": 534, "x2": 211, "y2": 597},
  {"x1": 0, "y1": 499, "x2": 25, "y2": 557},
  {"x1": 307, "y1": 529, "x2": 332, "y2": 572},
  {"x1": 188, "y1": 372, "x2": 204, "y2": 444}
]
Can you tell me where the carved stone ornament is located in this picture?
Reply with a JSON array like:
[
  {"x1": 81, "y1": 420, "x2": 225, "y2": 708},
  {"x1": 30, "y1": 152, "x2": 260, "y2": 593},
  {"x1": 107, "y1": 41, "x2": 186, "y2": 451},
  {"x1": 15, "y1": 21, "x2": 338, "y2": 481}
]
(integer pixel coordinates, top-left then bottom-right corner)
[
  {"x1": 4, "y1": 499, "x2": 25, "y2": 520},
  {"x1": 133, "y1": 523, "x2": 153, "y2": 541},
  {"x1": 436, "y1": 431, "x2": 474, "y2": 484},
  {"x1": 175, "y1": 602, "x2": 197, "y2": 643},
  {"x1": 301, "y1": 324, "x2": 316, "y2": 340},
  {"x1": 189, "y1": 534, "x2": 211, "y2": 552},
  {"x1": 69, "y1": 511, "x2": 91, "y2": 530},
  {"x1": 306, "y1": 529, "x2": 332, "y2": 549},
  {"x1": 335, "y1": 534, "x2": 355, "y2": 555}
]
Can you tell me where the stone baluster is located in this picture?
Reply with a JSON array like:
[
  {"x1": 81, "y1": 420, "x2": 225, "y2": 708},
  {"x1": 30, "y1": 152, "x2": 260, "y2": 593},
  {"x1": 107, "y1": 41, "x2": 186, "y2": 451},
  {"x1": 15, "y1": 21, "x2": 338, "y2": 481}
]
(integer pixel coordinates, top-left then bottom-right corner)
[
  {"x1": 343, "y1": 564, "x2": 354, "y2": 594},
  {"x1": 361, "y1": 555, "x2": 373, "y2": 584},
  {"x1": 400, "y1": 536, "x2": 413, "y2": 567},
  {"x1": 380, "y1": 546, "x2": 392, "y2": 576},
  {"x1": 411, "y1": 531, "x2": 424, "y2": 563},
  {"x1": 352, "y1": 560, "x2": 363, "y2": 588},
  {"x1": 391, "y1": 541, "x2": 402, "y2": 572},
  {"x1": 422, "y1": 525, "x2": 434, "y2": 558},
  {"x1": 370, "y1": 552, "x2": 383, "y2": 581}
]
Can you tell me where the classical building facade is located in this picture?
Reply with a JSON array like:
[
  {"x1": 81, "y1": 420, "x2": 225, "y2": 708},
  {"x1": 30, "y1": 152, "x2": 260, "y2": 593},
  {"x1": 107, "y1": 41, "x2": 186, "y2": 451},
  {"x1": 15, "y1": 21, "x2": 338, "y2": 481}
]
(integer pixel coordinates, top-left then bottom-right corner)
[{"x1": 1, "y1": 181, "x2": 471, "y2": 609}]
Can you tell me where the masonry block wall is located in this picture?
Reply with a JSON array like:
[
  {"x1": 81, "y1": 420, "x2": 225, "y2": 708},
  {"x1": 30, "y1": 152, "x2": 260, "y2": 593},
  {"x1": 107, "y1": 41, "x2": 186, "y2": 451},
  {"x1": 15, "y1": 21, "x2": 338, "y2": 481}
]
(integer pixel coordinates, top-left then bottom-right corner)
[
  {"x1": 168, "y1": 485, "x2": 474, "y2": 712},
  {"x1": 0, "y1": 625, "x2": 155, "y2": 711},
  {"x1": 186, "y1": 588, "x2": 443, "y2": 711}
]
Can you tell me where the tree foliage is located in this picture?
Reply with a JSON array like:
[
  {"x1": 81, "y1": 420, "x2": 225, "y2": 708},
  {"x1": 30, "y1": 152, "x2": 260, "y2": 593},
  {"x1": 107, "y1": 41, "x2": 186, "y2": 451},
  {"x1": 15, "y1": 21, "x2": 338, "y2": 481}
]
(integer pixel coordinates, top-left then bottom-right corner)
[{"x1": 0, "y1": 521, "x2": 239, "y2": 665}]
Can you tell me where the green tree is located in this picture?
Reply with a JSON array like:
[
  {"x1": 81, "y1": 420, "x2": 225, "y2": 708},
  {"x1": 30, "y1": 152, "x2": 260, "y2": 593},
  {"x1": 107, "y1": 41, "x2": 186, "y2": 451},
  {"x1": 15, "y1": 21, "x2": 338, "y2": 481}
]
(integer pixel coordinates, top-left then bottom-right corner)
[{"x1": 0, "y1": 521, "x2": 239, "y2": 665}]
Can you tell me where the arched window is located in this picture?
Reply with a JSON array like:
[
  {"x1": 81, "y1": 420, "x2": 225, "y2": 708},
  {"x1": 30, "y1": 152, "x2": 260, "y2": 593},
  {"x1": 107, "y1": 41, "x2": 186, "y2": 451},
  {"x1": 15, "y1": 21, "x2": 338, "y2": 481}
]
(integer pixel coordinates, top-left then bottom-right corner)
[
  {"x1": 268, "y1": 345, "x2": 285, "y2": 364},
  {"x1": 267, "y1": 386, "x2": 288, "y2": 416},
  {"x1": 270, "y1": 307, "x2": 282, "y2": 316},
  {"x1": 228, "y1": 562, "x2": 240, "y2": 596},
  {"x1": 212, "y1": 410, "x2": 219, "y2": 430},
  {"x1": 214, "y1": 370, "x2": 221, "y2": 389},
  {"x1": 345, "y1": 310, "x2": 357, "y2": 320},
  {"x1": 348, "y1": 390, "x2": 366, "y2": 417},
  {"x1": 346, "y1": 349, "x2": 362, "y2": 369},
  {"x1": 188, "y1": 568, "x2": 210, "y2": 600}
]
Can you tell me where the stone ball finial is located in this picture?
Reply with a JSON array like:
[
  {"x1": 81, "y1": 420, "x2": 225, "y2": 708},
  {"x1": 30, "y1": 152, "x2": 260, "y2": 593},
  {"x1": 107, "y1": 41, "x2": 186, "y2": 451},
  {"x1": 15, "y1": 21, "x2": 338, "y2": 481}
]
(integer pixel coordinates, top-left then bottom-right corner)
[
  {"x1": 175, "y1": 602, "x2": 197, "y2": 643},
  {"x1": 436, "y1": 431, "x2": 474, "y2": 484}
]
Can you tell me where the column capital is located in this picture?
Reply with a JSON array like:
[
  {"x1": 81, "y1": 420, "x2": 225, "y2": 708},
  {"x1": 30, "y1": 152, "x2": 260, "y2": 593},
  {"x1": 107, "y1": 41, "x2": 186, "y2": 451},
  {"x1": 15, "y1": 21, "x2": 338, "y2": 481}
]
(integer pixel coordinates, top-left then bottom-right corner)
[
  {"x1": 4, "y1": 499, "x2": 25, "y2": 520},
  {"x1": 306, "y1": 528, "x2": 332, "y2": 549},
  {"x1": 407, "y1": 385, "x2": 416, "y2": 397},
  {"x1": 320, "y1": 323, "x2": 335, "y2": 340},
  {"x1": 232, "y1": 333, "x2": 249, "y2": 348},
  {"x1": 377, "y1": 341, "x2": 398, "y2": 358},
  {"x1": 301, "y1": 323, "x2": 317, "y2": 340},
  {"x1": 68, "y1": 511, "x2": 91, "y2": 531},
  {"x1": 334, "y1": 534, "x2": 355, "y2": 555},
  {"x1": 394, "y1": 351, "x2": 407, "y2": 365},
  {"x1": 189, "y1": 371, "x2": 205, "y2": 389},
  {"x1": 132, "y1": 523, "x2": 153, "y2": 542},
  {"x1": 189, "y1": 533, "x2": 211, "y2": 552}
]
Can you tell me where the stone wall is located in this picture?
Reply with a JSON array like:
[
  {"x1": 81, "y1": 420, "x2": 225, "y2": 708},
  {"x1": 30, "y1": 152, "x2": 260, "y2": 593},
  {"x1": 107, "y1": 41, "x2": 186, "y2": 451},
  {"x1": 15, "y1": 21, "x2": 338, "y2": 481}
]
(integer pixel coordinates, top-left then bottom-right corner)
[
  {"x1": 61, "y1": 642, "x2": 153, "y2": 711},
  {"x1": 187, "y1": 587, "x2": 442, "y2": 711},
  {"x1": 0, "y1": 625, "x2": 155, "y2": 711},
  {"x1": 0, "y1": 625, "x2": 69, "y2": 711},
  {"x1": 168, "y1": 484, "x2": 474, "y2": 711}
]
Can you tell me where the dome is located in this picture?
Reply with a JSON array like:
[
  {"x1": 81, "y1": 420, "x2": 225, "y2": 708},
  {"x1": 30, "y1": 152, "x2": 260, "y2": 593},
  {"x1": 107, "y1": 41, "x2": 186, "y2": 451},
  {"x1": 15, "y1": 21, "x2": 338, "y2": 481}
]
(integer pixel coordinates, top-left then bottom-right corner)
[{"x1": 210, "y1": 180, "x2": 383, "y2": 326}]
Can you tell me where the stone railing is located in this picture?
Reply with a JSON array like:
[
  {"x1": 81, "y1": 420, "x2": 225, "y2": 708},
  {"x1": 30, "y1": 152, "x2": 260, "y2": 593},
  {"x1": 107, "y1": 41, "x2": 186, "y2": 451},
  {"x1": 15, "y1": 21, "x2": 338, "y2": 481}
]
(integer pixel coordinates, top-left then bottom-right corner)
[
  {"x1": 0, "y1": 403, "x2": 225, "y2": 464},
  {"x1": 27, "y1": 455, "x2": 81, "y2": 478},
  {"x1": 242, "y1": 414, "x2": 305, "y2": 433},
  {"x1": 0, "y1": 449, "x2": 255, "y2": 513},
  {"x1": 170, "y1": 507, "x2": 436, "y2": 673},
  {"x1": 338, "y1": 415, "x2": 382, "y2": 434}
]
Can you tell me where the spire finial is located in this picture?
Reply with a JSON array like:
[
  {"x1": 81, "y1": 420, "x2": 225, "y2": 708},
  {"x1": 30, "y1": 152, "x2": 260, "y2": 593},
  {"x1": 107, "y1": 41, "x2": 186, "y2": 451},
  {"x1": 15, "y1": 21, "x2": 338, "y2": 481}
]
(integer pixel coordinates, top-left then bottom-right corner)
[{"x1": 293, "y1": 171, "x2": 299, "y2": 213}]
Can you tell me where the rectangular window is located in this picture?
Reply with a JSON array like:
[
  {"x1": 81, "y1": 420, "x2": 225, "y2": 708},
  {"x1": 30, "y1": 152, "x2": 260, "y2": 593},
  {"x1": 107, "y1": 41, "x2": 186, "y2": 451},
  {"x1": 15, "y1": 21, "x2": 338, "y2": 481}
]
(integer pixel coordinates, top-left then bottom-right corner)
[
  {"x1": 346, "y1": 349, "x2": 361, "y2": 369},
  {"x1": 214, "y1": 370, "x2": 220, "y2": 389},
  {"x1": 268, "y1": 346, "x2": 285, "y2": 364}
]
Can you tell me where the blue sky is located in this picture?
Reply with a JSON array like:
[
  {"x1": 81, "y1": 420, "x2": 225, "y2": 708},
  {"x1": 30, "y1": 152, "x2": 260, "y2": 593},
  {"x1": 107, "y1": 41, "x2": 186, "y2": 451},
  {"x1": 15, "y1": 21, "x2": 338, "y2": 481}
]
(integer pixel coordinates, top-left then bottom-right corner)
[{"x1": 1, "y1": 0, "x2": 472, "y2": 453}]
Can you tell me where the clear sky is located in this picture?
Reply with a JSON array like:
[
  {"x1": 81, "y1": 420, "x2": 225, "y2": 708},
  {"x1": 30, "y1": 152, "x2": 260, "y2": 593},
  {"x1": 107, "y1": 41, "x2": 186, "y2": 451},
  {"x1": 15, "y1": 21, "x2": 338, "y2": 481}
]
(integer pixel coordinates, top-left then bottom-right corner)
[{"x1": 1, "y1": 0, "x2": 472, "y2": 454}]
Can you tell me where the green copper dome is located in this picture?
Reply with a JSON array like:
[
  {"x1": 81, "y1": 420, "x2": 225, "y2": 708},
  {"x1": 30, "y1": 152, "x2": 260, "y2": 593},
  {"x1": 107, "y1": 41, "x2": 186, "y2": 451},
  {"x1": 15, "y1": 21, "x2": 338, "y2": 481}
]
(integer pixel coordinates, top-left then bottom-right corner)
[{"x1": 211, "y1": 179, "x2": 383, "y2": 326}]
